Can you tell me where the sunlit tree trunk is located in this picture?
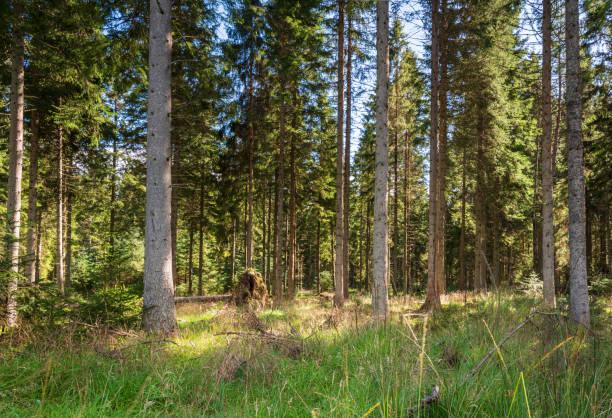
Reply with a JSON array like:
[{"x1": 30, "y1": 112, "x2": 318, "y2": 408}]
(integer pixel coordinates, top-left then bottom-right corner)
[
  {"x1": 57, "y1": 115, "x2": 65, "y2": 295},
  {"x1": 188, "y1": 226, "x2": 193, "y2": 295},
  {"x1": 288, "y1": 117, "x2": 297, "y2": 299},
  {"x1": 198, "y1": 173, "x2": 204, "y2": 296},
  {"x1": 246, "y1": 57, "x2": 255, "y2": 269},
  {"x1": 143, "y1": 0, "x2": 177, "y2": 334},
  {"x1": 65, "y1": 153, "x2": 73, "y2": 290},
  {"x1": 565, "y1": 0, "x2": 590, "y2": 327},
  {"x1": 372, "y1": 0, "x2": 390, "y2": 318},
  {"x1": 273, "y1": 72, "x2": 287, "y2": 302},
  {"x1": 26, "y1": 108, "x2": 40, "y2": 284},
  {"x1": 334, "y1": 0, "x2": 345, "y2": 307},
  {"x1": 423, "y1": 0, "x2": 441, "y2": 310},
  {"x1": 4, "y1": 0, "x2": 25, "y2": 326},
  {"x1": 343, "y1": 6, "x2": 352, "y2": 300},
  {"x1": 403, "y1": 132, "x2": 412, "y2": 294},
  {"x1": 459, "y1": 148, "x2": 467, "y2": 290}
]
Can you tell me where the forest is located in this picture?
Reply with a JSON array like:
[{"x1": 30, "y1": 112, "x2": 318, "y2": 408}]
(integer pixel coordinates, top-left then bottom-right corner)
[{"x1": 0, "y1": 0, "x2": 610, "y2": 416}]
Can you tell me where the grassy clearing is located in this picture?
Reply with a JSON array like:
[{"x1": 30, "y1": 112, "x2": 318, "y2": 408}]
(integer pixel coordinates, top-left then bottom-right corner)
[{"x1": 1, "y1": 292, "x2": 610, "y2": 417}]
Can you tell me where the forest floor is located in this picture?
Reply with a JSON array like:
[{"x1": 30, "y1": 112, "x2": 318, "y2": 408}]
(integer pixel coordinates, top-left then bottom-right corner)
[{"x1": 1, "y1": 291, "x2": 611, "y2": 417}]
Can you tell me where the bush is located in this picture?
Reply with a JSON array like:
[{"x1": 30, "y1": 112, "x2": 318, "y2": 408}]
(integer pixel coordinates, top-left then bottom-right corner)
[
  {"x1": 517, "y1": 271, "x2": 542, "y2": 298},
  {"x1": 589, "y1": 273, "x2": 612, "y2": 296}
]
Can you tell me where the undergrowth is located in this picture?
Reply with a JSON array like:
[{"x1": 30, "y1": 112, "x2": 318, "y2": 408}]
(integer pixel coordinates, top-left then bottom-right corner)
[{"x1": 0, "y1": 292, "x2": 610, "y2": 417}]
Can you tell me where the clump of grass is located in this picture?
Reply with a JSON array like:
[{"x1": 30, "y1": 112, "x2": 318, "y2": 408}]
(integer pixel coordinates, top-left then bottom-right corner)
[{"x1": 0, "y1": 292, "x2": 610, "y2": 416}]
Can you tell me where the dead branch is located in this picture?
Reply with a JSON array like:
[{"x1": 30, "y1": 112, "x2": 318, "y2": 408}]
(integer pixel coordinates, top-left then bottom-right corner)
[
  {"x1": 174, "y1": 295, "x2": 232, "y2": 304},
  {"x1": 406, "y1": 386, "x2": 440, "y2": 415},
  {"x1": 464, "y1": 308, "x2": 537, "y2": 382}
]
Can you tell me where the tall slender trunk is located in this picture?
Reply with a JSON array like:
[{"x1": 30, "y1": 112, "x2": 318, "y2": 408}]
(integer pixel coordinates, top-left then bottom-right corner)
[
  {"x1": 188, "y1": 226, "x2": 193, "y2": 295},
  {"x1": 599, "y1": 207, "x2": 608, "y2": 273},
  {"x1": 436, "y1": 0, "x2": 448, "y2": 295},
  {"x1": 231, "y1": 217, "x2": 236, "y2": 284},
  {"x1": 267, "y1": 180, "x2": 272, "y2": 292},
  {"x1": 541, "y1": 0, "x2": 556, "y2": 307},
  {"x1": 198, "y1": 174, "x2": 204, "y2": 296},
  {"x1": 392, "y1": 69, "x2": 399, "y2": 296},
  {"x1": 26, "y1": 108, "x2": 40, "y2": 284},
  {"x1": 533, "y1": 132, "x2": 541, "y2": 276},
  {"x1": 143, "y1": 0, "x2": 177, "y2": 334},
  {"x1": 458, "y1": 147, "x2": 467, "y2": 290},
  {"x1": 57, "y1": 113, "x2": 65, "y2": 295},
  {"x1": 317, "y1": 219, "x2": 321, "y2": 294},
  {"x1": 273, "y1": 72, "x2": 287, "y2": 302},
  {"x1": 334, "y1": 0, "x2": 345, "y2": 307},
  {"x1": 109, "y1": 105, "x2": 118, "y2": 279},
  {"x1": 262, "y1": 181, "x2": 267, "y2": 283},
  {"x1": 246, "y1": 59, "x2": 255, "y2": 269},
  {"x1": 372, "y1": 0, "x2": 390, "y2": 318},
  {"x1": 288, "y1": 111, "x2": 297, "y2": 299},
  {"x1": 474, "y1": 113, "x2": 487, "y2": 291},
  {"x1": 65, "y1": 153, "x2": 73, "y2": 290},
  {"x1": 171, "y1": 136, "x2": 180, "y2": 288},
  {"x1": 4, "y1": 0, "x2": 25, "y2": 326},
  {"x1": 565, "y1": 0, "x2": 590, "y2": 327},
  {"x1": 423, "y1": 0, "x2": 441, "y2": 310},
  {"x1": 403, "y1": 132, "x2": 411, "y2": 294},
  {"x1": 35, "y1": 213, "x2": 42, "y2": 283},
  {"x1": 331, "y1": 219, "x2": 335, "y2": 286},
  {"x1": 365, "y1": 200, "x2": 372, "y2": 292},
  {"x1": 343, "y1": 6, "x2": 352, "y2": 300}
]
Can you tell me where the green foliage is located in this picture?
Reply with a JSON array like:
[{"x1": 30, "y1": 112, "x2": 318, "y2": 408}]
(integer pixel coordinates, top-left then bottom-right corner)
[
  {"x1": 516, "y1": 271, "x2": 543, "y2": 298},
  {"x1": 588, "y1": 274, "x2": 612, "y2": 297}
]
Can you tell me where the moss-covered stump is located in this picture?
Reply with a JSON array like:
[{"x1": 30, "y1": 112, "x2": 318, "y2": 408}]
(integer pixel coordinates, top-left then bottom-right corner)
[{"x1": 233, "y1": 270, "x2": 267, "y2": 306}]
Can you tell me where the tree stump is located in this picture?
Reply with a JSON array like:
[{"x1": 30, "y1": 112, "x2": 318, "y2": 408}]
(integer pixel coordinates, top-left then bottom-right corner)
[{"x1": 233, "y1": 270, "x2": 267, "y2": 306}]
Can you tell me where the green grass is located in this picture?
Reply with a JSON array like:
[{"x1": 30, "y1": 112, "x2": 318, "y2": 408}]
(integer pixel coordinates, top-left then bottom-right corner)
[{"x1": 1, "y1": 292, "x2": 610, "y2": 417}]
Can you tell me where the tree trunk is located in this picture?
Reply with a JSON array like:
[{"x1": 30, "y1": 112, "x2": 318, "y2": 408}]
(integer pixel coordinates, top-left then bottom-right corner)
[
  {"x1": 565, "y1": 0, "x2": 590, "y2": 327},
  {"x1": 372, "y1": 0, "x2": 390, "y2": 318},
  {"x1": 267, "y1": 180, "x2": 272, "y2": 292},
  {"x1": 273, "y1": 75, "x2": 287, "y2": 302},
  {"x1": 474, "y1": 113, "x2": 487, "y2": 291},
  {"x1": 188, "y1": 226, "x2": 194, "y2": 295},
  {"x1": 288, "y1": 114, "x2": 297, "y2": 299},
  {"x1": 334, "y1": 0, "x2": 345, "y2": 307},
  {"x1": 533, "y1": 131, "x2": 542, "y2": 276},
  {"x1": 109, "y1": 105, "x2": 118, "y2": 282},
  {"x1": 65, "y1": 153, "x2": 73, "y2": 290},
  {"x1": 600, "y1": 207, "x2": 608, "y2": 273},
  {"x1": 57, "y1": 115, "x2": 65, "y2": 295},
  {"x1": 246, "y1": 59, "x2": 255, "y2": 269},
  {"x1": 365, "y1": 200, "x2": 372, "y2": 292},
  {"x1": 423, "y1": 0, "x2": 441, "y2": 310},
  {"x1": 35, "y1": 213, "x2": 42, "y2": 283},
  {"x1": 26, "y1": 108, "x2": 40, "y2": 284},
  {"x1": 171, "y1": 135, "x2": 180, "y2": 288},
  {"x1": 4, "y1": 0, "x2": 25, "y2": 327},
  {"x1": 231, "y1": 217, "x2": 236, "y2": 285},
  {"x1": 392, "y1": 69, "x2": 399, "y2": 296},
  {"x1": 198, "y1": 174, "x2": 204, "y2": 296},
  {"x1": 142, "y1": 0, "x2": 177, "y2": 334},
  {"x1": 343, "y1": 6, "x2": 352, "y2": 300},
  {"x1": 459, "y1": 147, "x2": 467, "y2": 290},
  {"x1": 541, "y1": 0, "x2": 556, "y2": 307},
  {"x1": 262, "y1": 181, "x2": 267, "y2": 283},
  {"x1": 403, "y1": 132, "x2": 412, "y2": 294},
  {"x1": 436, "y1": 0, "x2": 448, "y2": 295},
  {"x1": 317, "y1": 219, "x2": 321, "y2": 294}
]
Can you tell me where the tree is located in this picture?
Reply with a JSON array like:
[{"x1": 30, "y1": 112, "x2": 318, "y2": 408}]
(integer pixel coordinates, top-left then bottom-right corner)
[
  {"x1": 334, "y1": 0, "x2": 345, "y2": 307},
  {"x1": 142, "y1": 0, "x2": 177, "y2": 334},
  {"x1": 422, "y1": 0, "x2": 441, "y2": 311},
  {"x1": 565, "y1": 0, "x2": 590, "y2": 327},
  {"x1": 4, "y1": 0, "x2": 25, "y2": 327},
  {"x1": 541, "y1": 0, "x2": 556, "y2": 307},
  {"x1": 372, "y1": 0, "x2": 389, "y2": 319}
]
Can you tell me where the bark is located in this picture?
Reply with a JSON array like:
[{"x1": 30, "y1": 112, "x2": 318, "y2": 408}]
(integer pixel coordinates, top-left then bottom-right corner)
[
  {"x1": 287, "y1": 112, "x2": 297, "y2": 299},
  {"x1": 436, "y1": 0, "x2": 448, "y2": 295},
  {"x1": 365, "y1": 200, "x2": 372, "y2": 291},
  {"x1": 565, "y1": 0, "x2": 590, "y2": 327},
  {"x1": 267, "y1": 180, "x2": 272, "y2": 291},
  {"x1": 392, "y1": 67, "x2": 399, "y2": 296},
  {"x1": 533, "y1": 132, "x2": 542, "y2": 276},
  {"x1": 541, "y1": 0, "x2": 556, "y2": 307},
  {"x1": 231, "y1": 218, "x2": 236, "y2": 285},
  {"x1": 198, "y1": 174, "x2": 204, "y2": 296},
  {"x1": 65, "y1": 153, "x2": 73, "y2": 290},
  {"x1": 57, "y1": 115, "x2": 65, "y2": 295},
  {"x1": 474, "y1": 114, "x2": 487, "y2": 291},
  {"x1": 262, "y1": 181, "x2": 267, "y2": 283},
  {"x1": 458, "y1": 147, "x2": 467, "y2": 290},
  {"x1": 273, "y1": 75, "x2": 286, "y2": 302},
  {"x1": 35, "y1": 213, "x2": 42, "y2": 283},
  {"x1": 4, "y1": 0, "x2": 25, "y2": 327},
  {"x1": 26, "y1": 108, "x2": 40, "y2": 284},
  {"x1": 343, "y1": 6, "x2": 352, "y2": 300},
  {"x1": 334, "y1": 0, "x2": 345, "y2": 307},
  {"x1": 372, "y1": 0, "x2": 390, "y2": 318},
  {"x1": 422, "y1": 0, "x2": 441, "y2": 310},
  {"x1": 109, "y1": 106, "x2": 118, "y2": 280},
  {"x1": 143, "y1": 0, "x2": 177, "y2": 334},
  {"x1": 317, "y1": 219, "x2": 321, "y2": 294},
  {"x1": 171, "y1": 135, "x2": 180, "y2": 288},
  {"x1": 403, "y1": 132, "x2": 412, "y2": 294},
  {"x1": 246, "y1": 57, "x2": 255, "y2": 269},
  {"x1": 188, "y1": 226, "x2": 194, "y2": 295}
]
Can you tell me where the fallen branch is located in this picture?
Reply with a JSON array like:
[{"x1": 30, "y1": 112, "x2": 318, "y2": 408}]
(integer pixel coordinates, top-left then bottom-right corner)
[
  {"x1": 464, "y1": 308, "x2": 537, "y2": 382},
  {"x1": 174, "y1": 295, "x2": 232, "y2": 304},
  {"x1": 406, "y1": 386, "x2": 440, "y2": 415}
]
